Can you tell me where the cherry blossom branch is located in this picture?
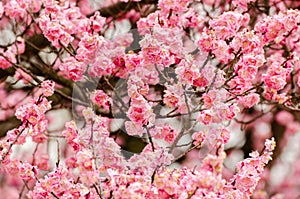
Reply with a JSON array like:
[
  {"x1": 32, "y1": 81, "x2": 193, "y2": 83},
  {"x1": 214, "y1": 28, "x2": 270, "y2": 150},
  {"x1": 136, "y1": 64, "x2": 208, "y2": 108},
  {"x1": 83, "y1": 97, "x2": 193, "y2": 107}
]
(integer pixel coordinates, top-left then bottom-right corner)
[{"x1": 0, "y1": 124, "x2": 27, "y2": 165}]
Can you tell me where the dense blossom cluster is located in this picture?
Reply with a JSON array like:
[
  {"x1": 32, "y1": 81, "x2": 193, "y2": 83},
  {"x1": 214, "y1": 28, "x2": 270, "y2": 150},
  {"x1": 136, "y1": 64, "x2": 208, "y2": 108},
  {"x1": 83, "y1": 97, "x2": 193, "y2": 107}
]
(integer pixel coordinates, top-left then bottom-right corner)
[{"x1": 1, "y1": 0, "x2": 300, "y2": 198}]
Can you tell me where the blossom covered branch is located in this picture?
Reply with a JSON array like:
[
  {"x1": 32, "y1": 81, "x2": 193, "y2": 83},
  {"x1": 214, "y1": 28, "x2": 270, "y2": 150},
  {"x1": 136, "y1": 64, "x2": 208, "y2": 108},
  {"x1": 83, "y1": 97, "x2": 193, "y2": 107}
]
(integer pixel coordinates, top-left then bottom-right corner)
[{"x1": 0, "y1": 0, "x2": 300, "y2": 198}]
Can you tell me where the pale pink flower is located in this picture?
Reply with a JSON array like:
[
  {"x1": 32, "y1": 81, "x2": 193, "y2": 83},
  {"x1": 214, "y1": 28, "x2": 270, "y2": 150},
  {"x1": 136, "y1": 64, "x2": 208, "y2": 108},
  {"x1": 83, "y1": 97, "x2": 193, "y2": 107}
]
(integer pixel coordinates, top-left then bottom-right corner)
[
  {"x1": 41, "y1": 80, "x2": 55, "y2": 97},
  {"x1": 93, "y1": 90, "x2": 112, "y2": 111},
  {"x1": 192, "y1": 131, "x2": 206, "y2": 146},
  {"x1": 125, "y1": 121, "x2": 144, "y2": 136},
  {"x1": 59, "y1": 56, "x2": 86, "y2": 81},
  {"x1": 239, "y1": 93, "x2": 260, "y2": 108},
  {"x1": 198, "y1": 110, "x2": 213, "y2": 125}
]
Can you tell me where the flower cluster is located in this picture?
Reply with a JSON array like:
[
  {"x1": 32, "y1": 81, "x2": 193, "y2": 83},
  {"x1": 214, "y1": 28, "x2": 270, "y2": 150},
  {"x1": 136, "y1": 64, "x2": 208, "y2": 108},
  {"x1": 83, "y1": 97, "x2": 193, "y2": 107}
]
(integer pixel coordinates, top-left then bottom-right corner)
[
  {"x1": 2, "y1": 0, "x2": 300, "y2": 198},
  {"x1": 92, "y1": 90, "x2": 112, "y2": 111},
  {"x1": 15, "y1": 98, "x2": 51, "y2": 126},
  {"x1": 127, "y1": 94, "x2": 155, "y2": 126}
]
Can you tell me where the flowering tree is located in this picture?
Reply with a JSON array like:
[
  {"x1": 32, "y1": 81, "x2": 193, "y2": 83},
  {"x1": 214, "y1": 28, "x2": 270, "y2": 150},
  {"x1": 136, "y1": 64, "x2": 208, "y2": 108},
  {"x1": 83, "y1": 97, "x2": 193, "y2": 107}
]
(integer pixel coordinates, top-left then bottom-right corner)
[{"x1": 1, "y1": 0, "x2": 300, "y2": 198}]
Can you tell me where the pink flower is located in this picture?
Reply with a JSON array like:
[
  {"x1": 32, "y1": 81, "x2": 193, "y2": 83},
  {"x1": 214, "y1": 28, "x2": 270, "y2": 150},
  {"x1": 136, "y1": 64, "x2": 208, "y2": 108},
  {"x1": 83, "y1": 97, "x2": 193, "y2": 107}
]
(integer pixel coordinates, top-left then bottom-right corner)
[
  {"x1": 4, "y1": 0, "x2": 30, "y2": 22},
  {"x1": 127, "y1": 75, "x2": 149, "y2": 97},
  {"x1": 0, "y1": 50, "x2": 16, "y2": 69},
  {"x1": 163, "y1": 83, "x2": 183, "y2": 108},
  {"x1": 76, "y1": 149, "x2": 95, "y2": 171},
  {"x1": 192, "y1": 131, "x2": 206, "y2": 146},
  {"x1": 65, "y1": 157, "x2": 77, "y2": 169},
  {"x1": 36, "y1": 154, "x2": 50, "y2": 170},
  {"x1": 89, "y1": 11, "x2": 105, "y2": 32},
  {"x1": 7, "y1": 127, "x2": 26, "y2": 144},
  {"x1": 239, "y1": 93, "x2": 260, "y2": 108},
  {"x1": 93, "y1": 90, "x2": 112, "y2": 111},
  {"x1": 62, "y1": 121, "x2": 78, "y2": 142},
  {"x1": 19, "y1": 162, "x2": 38, "y2": 181},
  {"x1": 41, "y1": 80, "x2": 55, "y2": 97},
  {"x1": 10, "y1": 37, "x2": 25, "y2": 54},
  {"x1": 264, "y1": 137, "x2": 276, "y2": 151},
  {"x1": 15, "y1": 98, "x2": 51, "y2": 126},
  {"x1": 198, "y1": 110, "x2": 213, "y2": 125},
  {"x1": 209, "y1": 12, "x2": 249, "y2": 40},
  {"x1": 158, "y1": 0, "x2": 190, "y2": 14},
  {"x1": 127, "y1": 94, "x2": 155, "y2": 125},
  {"x1": 163, "y1": 127, "x2": 178, "y2": 144},
  {"x1": 193, "y1": 73, "x2": 209, "y2": 87},
  {"x1": 229, "y1": 138, "x2": 276, "y2": 197},
  {"x1": 213, "y1": 39, "x2": 233, "y2": 63},
  {"x1": 59, "y1": 56, "x2": 86, "y2": 81},
  {"x1": 125, "y1": 121, "x2": 144, "y2": 136},
  {"x1": 202, "y1": 91, "x2": 217, "y2": 109},
  {"x1": 263, "y1": 75, "x2": 287, "y2": 91}
]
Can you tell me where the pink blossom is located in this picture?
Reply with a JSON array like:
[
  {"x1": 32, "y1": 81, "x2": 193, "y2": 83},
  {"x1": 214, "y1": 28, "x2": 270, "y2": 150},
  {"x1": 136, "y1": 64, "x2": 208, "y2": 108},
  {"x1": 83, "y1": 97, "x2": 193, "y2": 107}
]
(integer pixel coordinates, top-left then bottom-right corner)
[
  {"x1": 10, "y1": 37, "x2": 25, "y2": 54},
  {"x1": 4, "y1": 0, "x2": 31, "y2": 22},
  {"x1": 135, "y1": 64, "x2": 159, "y2": 85},
  {"x1": 15, "y1": 98, "x2": 51, "y2": 126},
  {"x1": 7, "y1": 127, "x2": 26, "y2": 144},
  {"x1": 127, "y1": 94, "x2": 155, "y2": 125},
  {"x1": 161, "y1": 125, "x2": 178, "y2": 143},
  {"x1": 209, "y1": 12, "x2": 250, "y2": 40},
  {"x1": 163, "y1": 83, "x2": 183, "y2": 108},
  {"x1": 239, "y1": 93, "x2": 260, "y2": 108},
  {"x1": 92, "y1": 90, "x2": 112, "y2": 111},
  {"x1": 19, "y1": 162, "x2": 38, "y2": 181},
  {"x1": 192, "y1": 130, "x2": 206, "y2": 146},
  {"x1": 193, "y1": 73, "x2": 209, "y2": 87},
  {"x1": 89, "y1": 11, "x2": 105, "y2": 32},
  {"x1": 212, "y1": 40, "x2": 233, "y2": 63},
  {"x1": 0, "y1": 50, "x2": 16, "y2": 69},
  {"x1": 36, "y1": 154, "x2": 50, "y2": 170},
  {"x1": 264, "y1": 137, "x2": 276, "y2": 151},
  {"x1": 76, "y1": 149, "x2": 95, "y2": 171},
  {"x1": 0, "y1": 1, "x2": 296, "y2": 198},
  {"x1": 231, "y1": 30, "x2": 263, "y2": 55},
  {"x1": 31, "y1": 119, "x2": 48, "y2": 143},
  {"x1": 125, "y1": 121, "x2": 144, "y2": 136},
  {"x1": 65, "y1": 157, "x2": 77, "y2": 169},
  {"x1": 263, "y1": 75, "x2": 287, "y2": 91},
  {"x1": 89, "y1": 55, "x2": 115, "y2": 77},
  {"x1": 41, "y1": 80, "x2": 55, "y2": 97},
  {"x1": 158, "y1": 0, "x2": 190, "y2": 14},
  {"x1": 76, "y1": 33, "x2": 106, "y2": 62},
  {"x1": 62, "y1": 120, "x2": 78, "y2": 142},
  {"x1": 198, "y1": 110, "x2": 213, "y2": 125},
  {"x1": 59, "y1": 56, "x2": 86, "y2": 81},
  {"x1": 197, "y1": 28, "x2": 217, "y2": 52},
  {"x1": 228, "y1": 138, "x2": 276, "y2": 197},
  {"x1": 202, "y1": 91, "x2": 217, "y2": 109},
  {"x1": 124, "y1": 53, "x2": 142, "y2": 72}
]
